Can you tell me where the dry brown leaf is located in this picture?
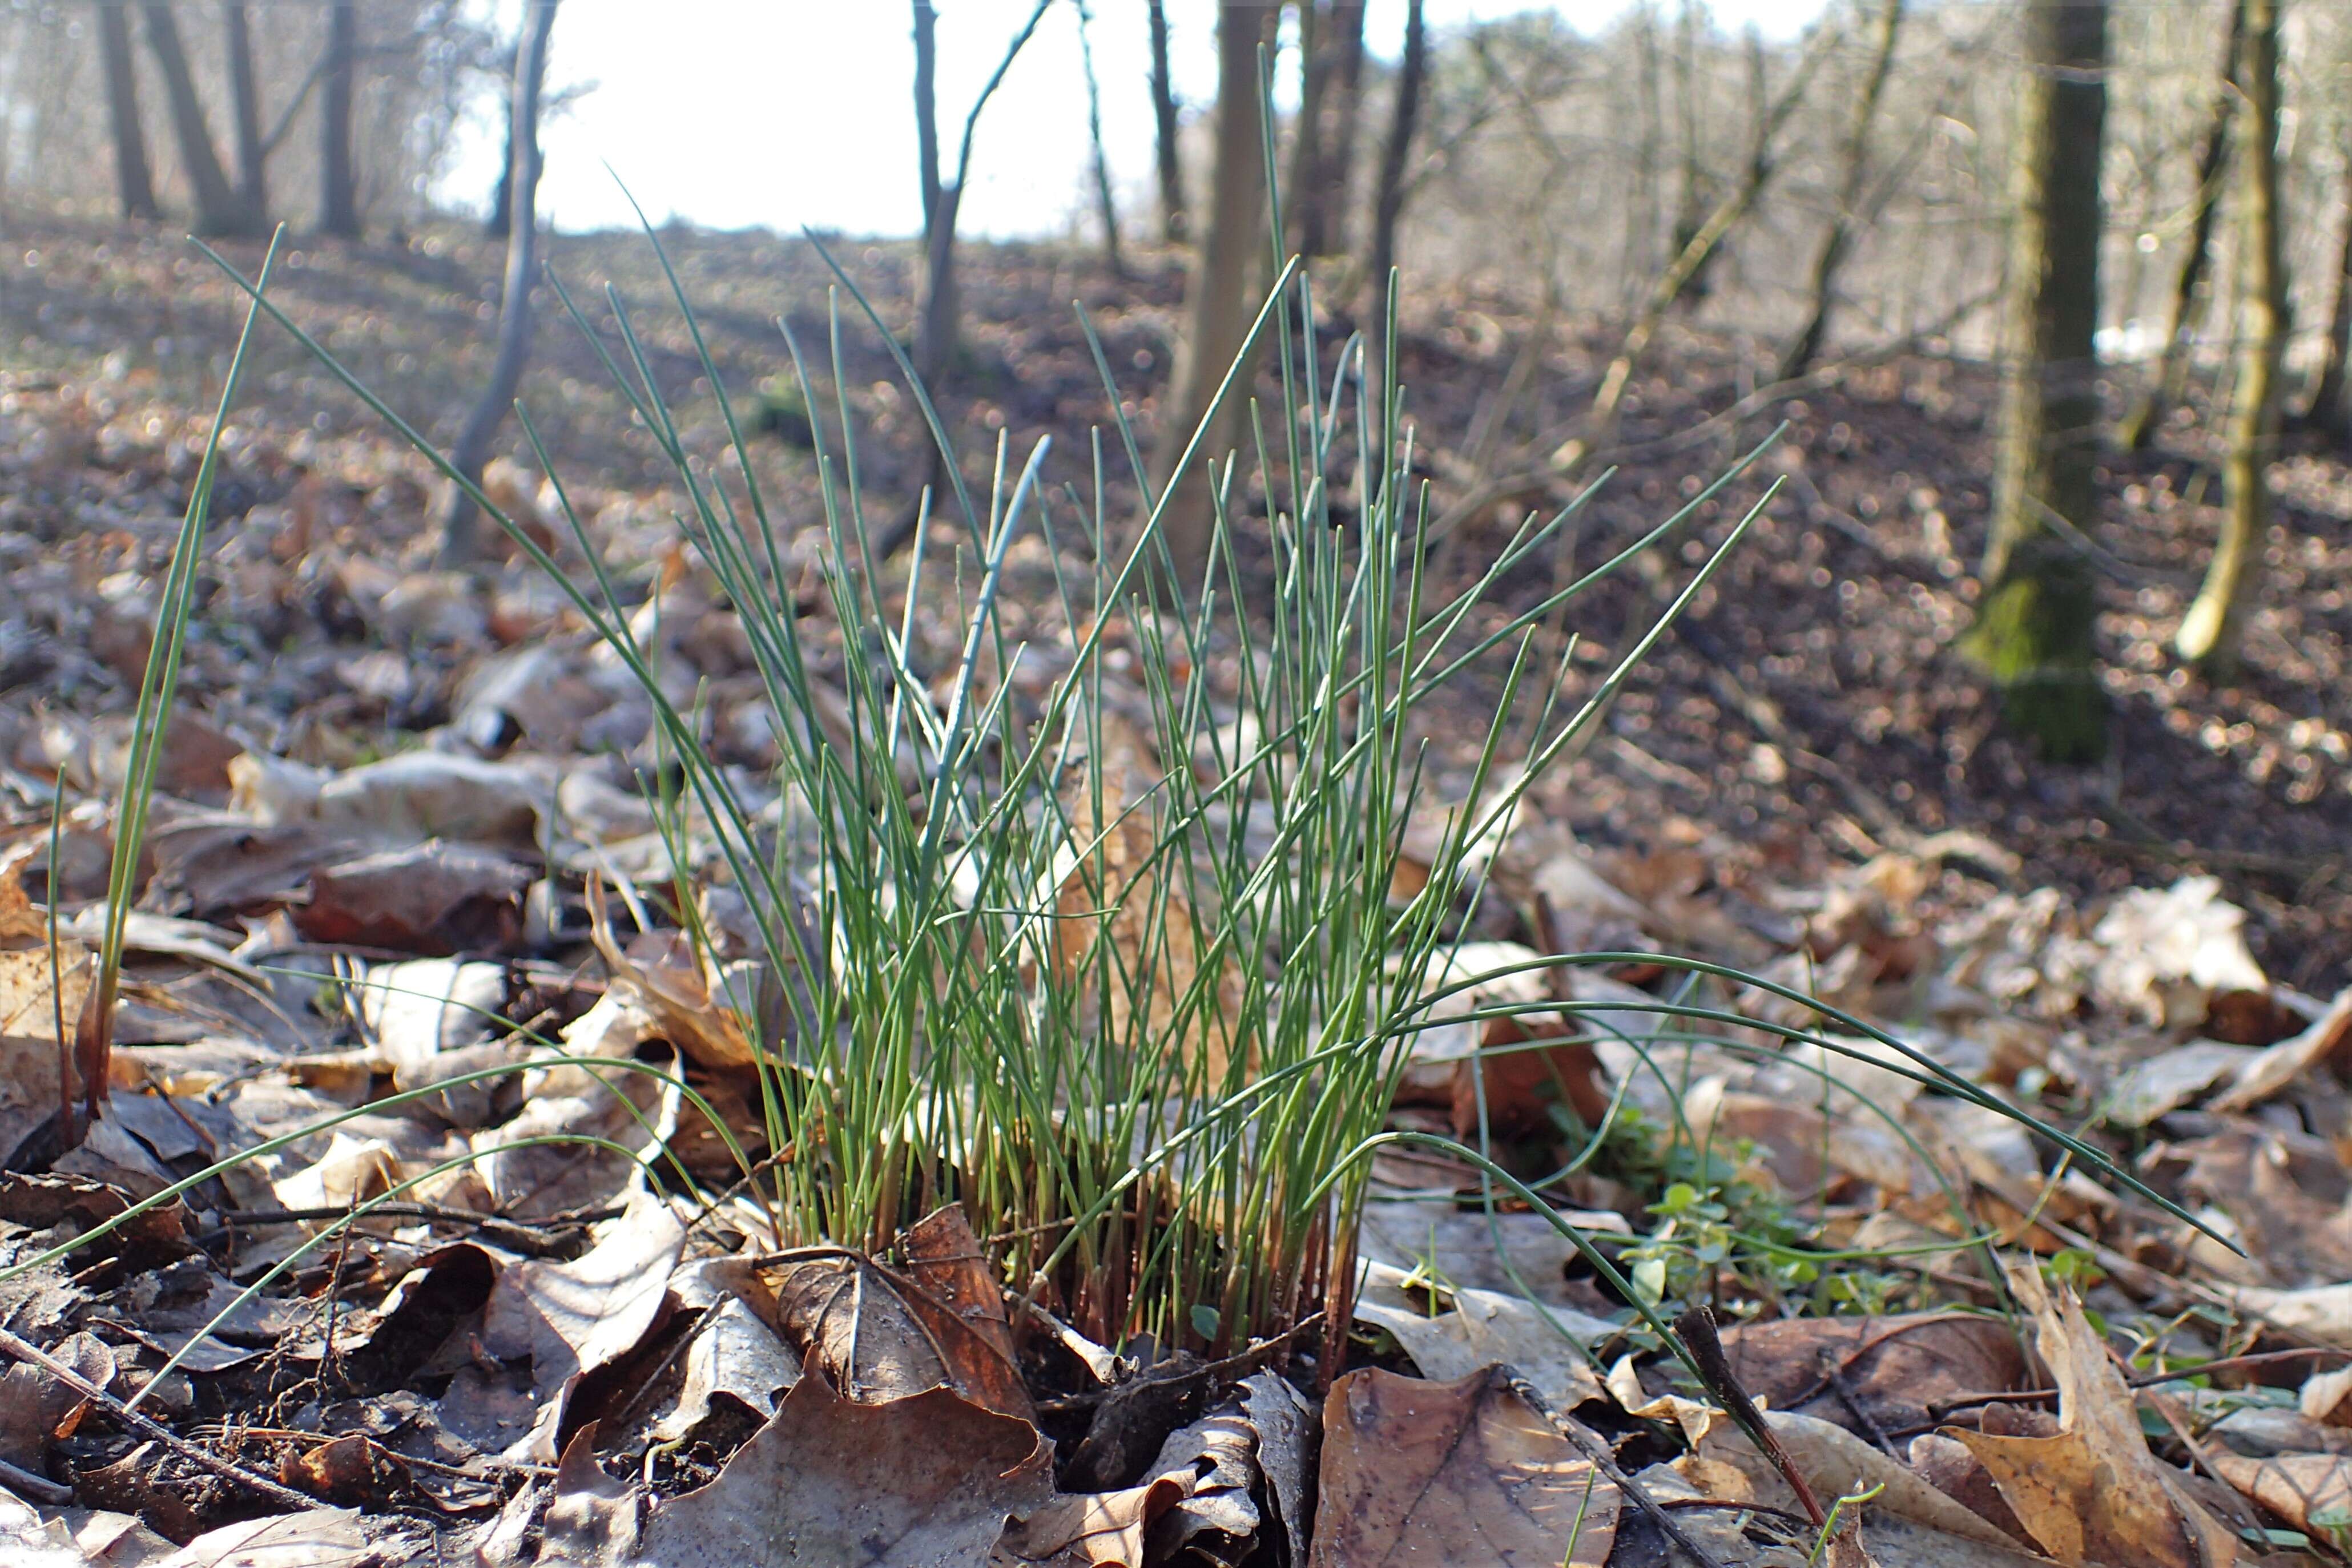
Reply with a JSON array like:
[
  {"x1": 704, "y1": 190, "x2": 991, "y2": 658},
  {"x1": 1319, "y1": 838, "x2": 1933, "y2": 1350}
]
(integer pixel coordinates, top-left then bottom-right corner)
[
  {"x1": 1945, "y1": 1263, "x2": 2238, "y2": 1567},
  {"x1": 634, "y1": 1371, "x2": 1053, "y2": 1567},
  {"x1": 1718, "y1": 1312, "x2": 2031, "y2": 1438},
  {"x1": 0, "y1": 937, "x2": 91, "y2": 1164},
  {"x1": 763, "y1": 1250, "x2": 1033, "y2": 1422},
  {"x1": 901, "y1": 1203, "x2": 1018, "y2": 1367},
  {"x1": 478, "y1": 1190, "x2": 687, "y2": 1461},
  {"x1": 2208, "y1": 1450, "x2": 2352, "y2": 1538},
  {"x1": 2210, "y1": 987, "x2": 2352, "y2": 1114},
  {"x1": 989, "y1": 1473, "x2": 1194, "y2": 1567},
  {"x1": 1308, "y1": 1365, "x2": 1619, "y2": 1566}
]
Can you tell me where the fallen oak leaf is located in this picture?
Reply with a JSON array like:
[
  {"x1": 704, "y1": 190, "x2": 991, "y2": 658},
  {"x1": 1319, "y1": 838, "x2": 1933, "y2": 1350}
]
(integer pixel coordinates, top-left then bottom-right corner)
[
  {"x1": 1307, "y1": 1365, "x2": 1620, "y2": 1566},
  {"x1": 1944, "y1": 1263, "x2": 2239, "y2": 1567},
  {"x1": 2206, "y1": 1450, "x2": 2352, "y2": 1539},
  {"x1": 634, "y1": 1364, "x2": 1053, "y2": 1567}
]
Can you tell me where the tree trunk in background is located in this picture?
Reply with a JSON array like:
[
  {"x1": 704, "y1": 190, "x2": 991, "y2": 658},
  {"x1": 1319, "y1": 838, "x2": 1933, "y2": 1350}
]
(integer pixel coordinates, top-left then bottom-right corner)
[
  {"x1": 98, "y1": 1, "x2": 160, "y2": 221},
  {"x1": 139, "y1": 1, "x2": 253, "y2": 236},
  {"x1": 436, "y1": 0, "x2": 559, "y2": 568},
  {"x1": 1778, "y1": 0, "x2": 1906, "y2": 381},
  {"x1": 2178, "y1": 0, "x2": 2285, "y2": 674},
  {"x1": 1964, "y1": 0, "x2": 2108, "y2": 761},
  {"x1": 1364, "y1": 0, "x2": 1427, "y2": 327},
  {"x1": 1077, "y1": 0, "x2": 1126, "y2": 277},
  {"x1": 320, "y1": 1, "x2": 360, "y2": 236},
  {"x1": 222, "y1": 2, "x2": 267, "y2": 224},
  {"x1": 2116, "y1": 0, "x2": 2242, "y2": 453},
  {"x1": 912, "y1": 1, "x2": 941, "y2": 246},
  {"x1": 1152, "y1": 1, "x2": 1272, "y2": 594},
  {"x1": 1148, "y1": 0, "x2": 1187, "y2": 244},
  {"x1": 1299, "y1": 0, "x2": 1364, "y2": 257},
  {"x1": 1286, "y1": 1, "x2": 1330, "y2": 258},
  {"x1": 2301, "y1": 154, "x2": 2352, "y2": 440},
  {"x1": 1670, "y1": 0, "x2": 1707, "y2": 303}
]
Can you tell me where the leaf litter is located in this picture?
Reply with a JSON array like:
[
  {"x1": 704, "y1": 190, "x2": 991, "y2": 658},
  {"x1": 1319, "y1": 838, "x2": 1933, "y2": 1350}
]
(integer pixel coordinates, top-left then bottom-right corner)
[{"x1": 3, "y1": 224, "x2": 2352, "y2": 1567}]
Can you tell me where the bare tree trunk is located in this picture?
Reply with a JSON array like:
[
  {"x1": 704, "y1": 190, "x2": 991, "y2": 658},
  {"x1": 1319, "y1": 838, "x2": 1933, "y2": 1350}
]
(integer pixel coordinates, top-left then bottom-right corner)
[
  {"x1": 139, "y1": 1, "x2": 252, "y2": 236},
  {"x1": 221, "y1": 2, "x2": 267, "y2": 221},
  {"x1": 2116, "y1": 0, "x2": 2244, "y2": 453},
  {"x1": 1287, "y1": 0, "x2": 1330, "y2": 259},
  {"x1": 1153, "y1": 1, "x2": 1273, "y2": 594},
  {"x1": 1300, "y1": 0, "x2": 1364, "y2": 257},
  {"x1": 1670, "y1": 0, "x2": 1706, "y2": 300},
  {"x1": 98, "y1": 1, "x2": 160, "y2": 221},
  {"x1": 1364, "y1": 0, "x2": 1427, "y2": 325},
  {"x1": 1148, "y1": 0, "x2": 1187, "y2": 244},
  {"x1": 1778, "y1": 0, "x2": 1906, "y2": 381},
  {"x1": 1964, "y1": 0, "x2": 2108, "y2": 760},
  {"x1": 485, "y1": 41, "x2": 517, "y2": 239},
  {"x1": 2301, "y1": 146, "x2": 2352, "y2": 439},
  {"x1": 912, "y1": 0, "x2": 1050, "y2": 384},
  {"x1": 320, "y1": 1, "x2": 360, "y2": 237},
  {"x1": 2179, "y1": 0, "x2": 2285, "y2": 674},
  {"x1": 912, "y1": 1, "x2": 941, "y2": 245},
  {"x1": 436, "y1": 0, "x2": 559, "y2": 569},
  {"x1": 1076, "y1": 0, "x2": 1126, "y2": 278},
  {"x1": 1551, "y1": 23, "x2": 1832, "y2": 475}
]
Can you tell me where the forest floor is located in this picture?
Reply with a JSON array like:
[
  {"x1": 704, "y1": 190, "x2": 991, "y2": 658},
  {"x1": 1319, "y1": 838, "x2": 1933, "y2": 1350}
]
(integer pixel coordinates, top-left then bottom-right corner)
[{"x1": 1, "y1": 217, "x2": 2351, "y2": 1565}]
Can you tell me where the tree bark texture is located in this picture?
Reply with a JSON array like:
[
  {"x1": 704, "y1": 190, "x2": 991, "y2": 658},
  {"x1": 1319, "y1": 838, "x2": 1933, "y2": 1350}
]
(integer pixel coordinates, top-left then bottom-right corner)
[
  {"x1": 1152, "y1": 1, "x2": 1274, "y2": 594},
  {"x1": 320, "y1": 1, "x2": 360, "y2": 236},
  {"x1": 140, "y1": 0, "x2": 254, "y2": 236},
  {"x1": 222, "y1": 1, "x2": 267, "y2": 223},
  {"x1": 1076, "y1": 0, "x2": 1126, "y2": 277},
  {"x1": 2116, "y1": 0, "x2": 2242, "y2": 453},
  {"x1": 1778, "y1": 0, "x2": 1906, "y2": 381},
  {"x1": 1149, "y1": 0, "x2": 1187, "y2": 244},
  {"x1": 1298, "y1": 0, "x2": 1364, "y2": 257},
  {"x1": 1364, "y1": 0, "x2": 1427, "y2": 324},
  {"x1": 1967, "y1": 0, "x2": 2108, "y2": 760},
  {"x1": 2301, "y1": 142, "x2": 2352, "y2": 440},
  {"x1": 98, "y1": 1, "x2": 160, "y2": 220},
  {"x1": 437, "y1": 0, "x2": 559, "y2": 567},
  {"x1": 2178, "y1": 0, "x2": 2285, "y2": 674}
]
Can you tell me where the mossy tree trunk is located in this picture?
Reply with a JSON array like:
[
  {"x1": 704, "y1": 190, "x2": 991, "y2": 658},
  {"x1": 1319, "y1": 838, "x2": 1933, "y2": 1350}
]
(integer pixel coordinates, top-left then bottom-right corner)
[
  {"x1": 1967, "y1": 0, "x2": 2108, "y2": 761},
  {"x1": 2178, "y1": 0, "x2": 2286, "y2": 674},
  {"x1": 1778, "y1": 0, "x2": 1905, "y2": 382},
  {"x1": 2116, "y1": 0, "x2": 2242, "y2": 453},
  {"x1": 1153, "y1": 1, "x2": 1273, "y2": 595},
  {"x1": 97, "y1": 1, "x2": 159, "y2": 221}
]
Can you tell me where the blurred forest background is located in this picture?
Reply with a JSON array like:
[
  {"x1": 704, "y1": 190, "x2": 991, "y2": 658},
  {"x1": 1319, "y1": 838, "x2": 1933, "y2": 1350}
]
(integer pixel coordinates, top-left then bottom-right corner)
[{"x1": 0, "y1": 0, "x2": 2345, "y2": 978}]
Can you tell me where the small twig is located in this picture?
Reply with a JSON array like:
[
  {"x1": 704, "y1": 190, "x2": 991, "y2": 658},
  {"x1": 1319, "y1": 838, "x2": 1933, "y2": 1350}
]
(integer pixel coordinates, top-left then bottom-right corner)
[
  {"x1": 200, "y1": 1203, "x2": 618, "y2": 1260},
  {"x1": 0, "y1": 1324, "x2": 317, "y2": 1511},
  {"x1": 1505, "y1": 1368, "x2": 1733, "y2": 1568},
  {"x1": 1676, "y1": 1305, "x2": 1829, "y2": 1529},
  {"x1": 1925, "y1": 1345, "x2": 2352, "y2": 1421},
  {"x1": 0, "y1": 1452, "x2": 71, "y2": 1503},
  {"x1": 1821, "y1": 1353, "x2": 1900, "y2": 1458}
]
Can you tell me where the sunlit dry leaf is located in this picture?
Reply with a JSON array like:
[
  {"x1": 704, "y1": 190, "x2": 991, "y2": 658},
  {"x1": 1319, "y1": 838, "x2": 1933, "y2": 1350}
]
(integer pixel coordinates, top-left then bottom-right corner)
[
  {"x1": 2091, "y1": 876, "x2": 2266, "y2": 1031},
  {"x1": 1689, "y1": 1408, "x2": 2031, "y2": 1551},
  {"x1": 152, "y1": 1509, "x2": 370, "y2": 1568},
  {"x1": 1946, "y1": 1263, "x2": 2238, "y2": 1567},
  {"x1": 2208, "y1": 1450, "x2": 2352, "y2": 1538},
  {"x1": 763, "y1": 1251, "x2": 1033, "y2": 1422},
  {"x1": 1354, "y1": 1259, "x2": 1610, "y2": 1415},
  {"x1": 479, "y1": 1190, "x2": 687, "y2": 1460},
  {"x1": 901, "y1": 1204, "x2": 1018, "y2": 1367},
  {"x1": 1308, "y1": 1365, "x2": 1618, "y2": 1566},
  {"x1": 635, "y1": 1372, "x2": 1053, "y2": 1567},
  {"x1": 0, "y1": 938, "x2": 90, "y2": 1163},
  {"x1": 988, "y1": 1472, "x2": 1193, "y2": 1567},
  {"x1": 2209, "y1": 987, "x2": 2352, "y2": 1114}
]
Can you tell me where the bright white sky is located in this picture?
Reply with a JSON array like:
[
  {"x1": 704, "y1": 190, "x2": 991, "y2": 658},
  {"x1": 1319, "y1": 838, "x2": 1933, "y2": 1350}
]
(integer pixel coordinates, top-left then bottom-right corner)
[{"x1": 442, "y1": 0, "x2": 1829, "y2": 239}]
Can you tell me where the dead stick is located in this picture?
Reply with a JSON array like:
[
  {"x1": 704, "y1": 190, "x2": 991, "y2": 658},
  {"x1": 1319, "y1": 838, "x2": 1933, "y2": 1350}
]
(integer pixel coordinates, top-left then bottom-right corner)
[
  {"x1": 0, "y1": 1325, "x2": 316, "y2": 1511},
  {"x1": 1676, "y1": 1305, "x2": 1830, "y2": 1529},
  {"x1": 1505, "y1": 1369, "x2": 1733, "y2": 1568}
]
